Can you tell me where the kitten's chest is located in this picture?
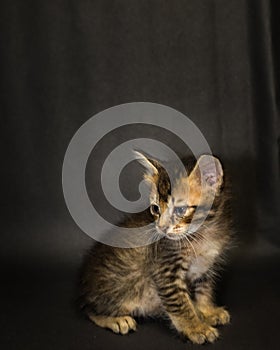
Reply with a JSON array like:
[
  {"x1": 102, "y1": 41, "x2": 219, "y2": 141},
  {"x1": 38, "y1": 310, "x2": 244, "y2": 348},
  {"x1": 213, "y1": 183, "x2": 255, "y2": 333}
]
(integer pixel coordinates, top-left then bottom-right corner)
[{"x1": 185, "y1": 246, "x2": 220, "y2": 281}]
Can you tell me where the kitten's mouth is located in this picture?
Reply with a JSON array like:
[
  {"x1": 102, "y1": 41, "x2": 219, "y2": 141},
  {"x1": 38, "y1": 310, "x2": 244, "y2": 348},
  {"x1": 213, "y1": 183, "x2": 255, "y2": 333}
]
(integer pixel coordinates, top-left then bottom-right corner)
[
  {"x1": 165, "y1": 229, "x2": 187, "y2": 240},
  {"x1": 156, "y1": 227, "x2": 194, "y2": 240}
]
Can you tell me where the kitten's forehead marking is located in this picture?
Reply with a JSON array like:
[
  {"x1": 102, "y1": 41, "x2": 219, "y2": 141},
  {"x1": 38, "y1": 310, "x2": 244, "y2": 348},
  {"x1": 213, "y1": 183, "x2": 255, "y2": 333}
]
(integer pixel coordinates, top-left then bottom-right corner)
[
  {"x1": 167, "y1": 196, "x2": 174, "y2": 215},
  {"x1": 171, "y1": 177, "x2": 189, "y2": 207}
]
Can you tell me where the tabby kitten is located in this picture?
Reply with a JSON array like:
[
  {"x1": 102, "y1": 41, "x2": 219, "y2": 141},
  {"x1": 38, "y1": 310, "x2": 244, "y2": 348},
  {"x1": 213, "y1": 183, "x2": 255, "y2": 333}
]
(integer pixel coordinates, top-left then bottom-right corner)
[{"x1": 80, "y1": 154, "x2": 232, "y2": 344}]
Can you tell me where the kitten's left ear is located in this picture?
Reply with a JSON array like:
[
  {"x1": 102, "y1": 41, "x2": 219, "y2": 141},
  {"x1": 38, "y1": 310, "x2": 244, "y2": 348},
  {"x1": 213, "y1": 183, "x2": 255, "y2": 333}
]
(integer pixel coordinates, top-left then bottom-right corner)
[
  {"x1": 189, "y1": 155, "x2": 224, "y2": 191},
  {"x1": 133, "y1": 151, "x2": 160, "y2": 176}
]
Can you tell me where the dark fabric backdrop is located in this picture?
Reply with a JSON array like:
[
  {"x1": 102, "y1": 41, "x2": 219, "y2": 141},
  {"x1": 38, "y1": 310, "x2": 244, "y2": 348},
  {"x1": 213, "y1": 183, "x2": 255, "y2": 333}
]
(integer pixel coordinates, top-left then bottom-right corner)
[{"x1": 1, "y1": 1, "x2": 280, "y2": 350}]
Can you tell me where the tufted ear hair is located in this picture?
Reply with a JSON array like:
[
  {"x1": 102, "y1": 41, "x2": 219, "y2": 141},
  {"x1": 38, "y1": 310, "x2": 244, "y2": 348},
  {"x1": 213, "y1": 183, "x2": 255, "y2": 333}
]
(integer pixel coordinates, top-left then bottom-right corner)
[
  {"x1": 189, "y1": 155, "x2": 223, "y2": 191},
  {"x1": 133, "y1": 151, "x2": 161, "y2": 176}
]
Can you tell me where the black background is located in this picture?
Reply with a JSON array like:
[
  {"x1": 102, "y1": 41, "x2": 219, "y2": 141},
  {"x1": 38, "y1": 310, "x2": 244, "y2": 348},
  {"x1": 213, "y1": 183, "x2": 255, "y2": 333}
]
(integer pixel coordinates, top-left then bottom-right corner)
[{"x1": 1, "y1": 1, "x2": 280, "y2": 349}]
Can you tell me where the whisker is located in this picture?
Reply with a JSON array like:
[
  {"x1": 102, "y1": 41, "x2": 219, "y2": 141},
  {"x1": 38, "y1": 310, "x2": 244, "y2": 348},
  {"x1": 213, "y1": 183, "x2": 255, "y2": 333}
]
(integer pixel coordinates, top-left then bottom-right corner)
[{"x1": 183, "y1": 235, "x2": 197, "y2": 259}]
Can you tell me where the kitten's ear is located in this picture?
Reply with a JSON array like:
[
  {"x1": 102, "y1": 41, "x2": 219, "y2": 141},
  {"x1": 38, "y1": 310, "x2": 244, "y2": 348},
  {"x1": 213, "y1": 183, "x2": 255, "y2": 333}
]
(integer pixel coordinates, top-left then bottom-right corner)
[
  {"x1": 133, "y1": 151, "x2": 160, "y2": 176},
  {"x1": 189, "y1": 155, "x2": 223, "y2": 191}
]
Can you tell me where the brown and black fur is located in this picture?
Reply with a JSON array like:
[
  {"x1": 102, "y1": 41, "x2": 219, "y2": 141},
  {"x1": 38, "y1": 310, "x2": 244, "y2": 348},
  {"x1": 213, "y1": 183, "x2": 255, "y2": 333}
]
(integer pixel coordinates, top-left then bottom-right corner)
[{"x1": 79, "y1": 154, "x2": 232, "y2": 344}]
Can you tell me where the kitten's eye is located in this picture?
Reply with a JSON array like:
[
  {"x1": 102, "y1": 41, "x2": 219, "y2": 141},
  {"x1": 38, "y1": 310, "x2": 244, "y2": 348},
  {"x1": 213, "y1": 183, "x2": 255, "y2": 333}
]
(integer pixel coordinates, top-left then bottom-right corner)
[
  {"x1": 174, "y1": 206, "x2": 187, "y2": 217},
  {"x1": 150, "y1": 204, "x2": 160, "y2": 216}
]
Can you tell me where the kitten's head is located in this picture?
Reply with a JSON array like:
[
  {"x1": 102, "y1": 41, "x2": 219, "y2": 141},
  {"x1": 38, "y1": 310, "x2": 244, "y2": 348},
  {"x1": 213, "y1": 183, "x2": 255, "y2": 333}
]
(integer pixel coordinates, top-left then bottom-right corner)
[{"x1": 135, "y1": 152, "x2": 224, "y2": 240}]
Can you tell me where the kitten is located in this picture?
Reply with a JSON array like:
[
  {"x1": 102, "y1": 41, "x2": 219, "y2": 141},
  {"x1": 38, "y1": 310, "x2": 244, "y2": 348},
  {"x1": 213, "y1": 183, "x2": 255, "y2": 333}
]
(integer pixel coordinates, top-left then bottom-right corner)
[{"x1": 79, "y1": 153, "x2": 232, "y2": 344}]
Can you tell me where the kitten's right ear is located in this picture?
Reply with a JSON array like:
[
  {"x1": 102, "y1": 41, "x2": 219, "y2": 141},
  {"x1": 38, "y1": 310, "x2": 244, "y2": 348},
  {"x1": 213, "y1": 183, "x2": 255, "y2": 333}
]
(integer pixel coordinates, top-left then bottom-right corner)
[
  {"x1": 133, "y1": 151, "x2": 159, "y2": 176},
  {"x1": 189, "y1": 155, "x2": 223, "y2": 192}
]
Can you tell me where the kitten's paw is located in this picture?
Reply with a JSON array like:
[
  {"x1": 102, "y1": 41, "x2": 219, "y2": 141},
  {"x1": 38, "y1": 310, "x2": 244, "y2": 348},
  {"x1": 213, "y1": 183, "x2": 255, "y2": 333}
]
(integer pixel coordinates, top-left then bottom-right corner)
[
  {"x1": 89, "y1": 314, "x2": 137, "y2": 335},
  {"x1": 199, "y1": 306, "x2": 230, "y2": 326},
  {"x1": 185, "y1": 323, "x2": 219, "y2": 344},
  {"x1": 110, "y1": 316, "x2": 137, "y2": 334}
]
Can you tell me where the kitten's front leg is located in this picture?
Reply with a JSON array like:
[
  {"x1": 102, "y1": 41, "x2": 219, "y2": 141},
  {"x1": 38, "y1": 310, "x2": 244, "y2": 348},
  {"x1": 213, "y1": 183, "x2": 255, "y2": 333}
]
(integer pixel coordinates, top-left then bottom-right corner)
[
  {"x1": 155, "y1": 275, "x2": 219, "y2": 344},
  {"x1": 193, "y1": 276, "x2": 230, "y2": 326}
]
